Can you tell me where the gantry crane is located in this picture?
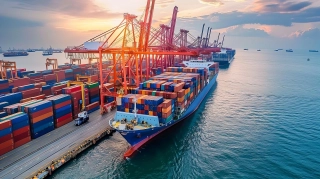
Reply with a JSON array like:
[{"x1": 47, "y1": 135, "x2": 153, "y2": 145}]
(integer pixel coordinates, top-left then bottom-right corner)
[
  {"x1": 64, "y1": 0, "x2": 221, "y2": 114},
  {"x1": 0, "y1": 60, "x2": 17, "y2": 79},
  {"x1": 45, "y1": 58, "x2": 58, "y2": 70}
]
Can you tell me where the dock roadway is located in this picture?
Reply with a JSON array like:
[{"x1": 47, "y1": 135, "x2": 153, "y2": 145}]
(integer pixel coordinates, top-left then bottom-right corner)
[{"x1": 0, "y1": 109, "x2": 116, "y2": 179}]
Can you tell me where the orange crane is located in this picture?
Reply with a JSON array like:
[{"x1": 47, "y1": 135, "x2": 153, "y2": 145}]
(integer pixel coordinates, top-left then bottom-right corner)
[
  {"x1": 0, "y1": 60, "x2": 17, "y2": 79},
  {"x1": 45, "y1": 58, "x2": 58, "y2": 70},
  {"x1": 64, "y1": 0, "x2": 220, "y2": 114}
]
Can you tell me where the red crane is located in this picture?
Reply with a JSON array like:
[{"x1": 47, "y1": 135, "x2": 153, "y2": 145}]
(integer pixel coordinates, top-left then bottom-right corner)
[{"x1": 64, "y1": 0, "x2": 218, "y2": 114}]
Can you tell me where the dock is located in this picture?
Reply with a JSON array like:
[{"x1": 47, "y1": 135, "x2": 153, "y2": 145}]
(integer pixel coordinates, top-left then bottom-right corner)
[{"x1": 0, "y1": 109, "x2": 116, "y2": 179}]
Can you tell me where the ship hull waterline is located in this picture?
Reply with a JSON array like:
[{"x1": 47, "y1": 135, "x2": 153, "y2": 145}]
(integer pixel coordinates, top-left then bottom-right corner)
[{"x1": 112, "y1": 72, "x2": 218, "y2": 158}]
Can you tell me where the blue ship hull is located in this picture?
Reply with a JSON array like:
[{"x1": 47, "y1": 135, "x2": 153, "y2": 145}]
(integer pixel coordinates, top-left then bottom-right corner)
[
  {"x1": 3, "y1": 53, "x2": 28, "y2": 57},
  {"x1": 112, "y1": 72, "x2": 218, "y2": 157}
]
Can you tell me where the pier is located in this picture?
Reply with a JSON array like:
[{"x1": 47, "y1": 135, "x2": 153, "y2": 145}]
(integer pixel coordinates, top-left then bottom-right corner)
[{"x1": 0, "y1": 109, "x2": 116, "y2": 179}]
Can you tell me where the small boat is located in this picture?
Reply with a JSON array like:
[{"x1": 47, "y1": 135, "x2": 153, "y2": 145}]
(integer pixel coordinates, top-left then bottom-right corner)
[
  {"x1": 244, "y1": 48, "x2": 248, "y2": 50},
  {"x1": 257, "y1": 49, "x2": 261, "y2": 51},
  {"x1": 286, "y1": 49, "x2": 293, "y2": 52},
  {"x1": 309, "y1": 50, "x2": 318, "y2": 52},
  {"x1": 307, "y1": 58, "x2": 310, "y2": 61},
  {"x1": 274, "y1": 50, "x2": 278, "y2": 51}
]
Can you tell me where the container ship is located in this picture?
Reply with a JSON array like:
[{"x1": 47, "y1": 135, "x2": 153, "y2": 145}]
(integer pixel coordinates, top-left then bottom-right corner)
[
  {"x1": 3, "y1": 51, "x2": 29, "y2": 57},
  {"x1": 110, "y1": 59, "x2": 219, "y2": 157},
  {"x1": 211, "y1": 48, "x2": 236, "y2": 66}
]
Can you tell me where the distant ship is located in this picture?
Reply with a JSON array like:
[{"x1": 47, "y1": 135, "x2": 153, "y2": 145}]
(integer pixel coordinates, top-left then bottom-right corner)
[
  {"x1": 211, "y1": 48, "x2": 236, "y2": 66},
  {"x1": 27, "y1": 49, "x2": 36, "y2": 52},
  {"x1": 3, "y1": 51, "x2": 29, "y2": 57},
  {"x1": 257, "y1": 49, "x2": 261, "y2": 51},
  {"x1": 244, "y1": 48, "x2": 248, "y2": 50},
  {"x1": 309, "y1": 50, "x2": 318, "y2": 52},
  {"x1": 286, "y1": 49, "x2": 293, "y2": 52},
  {"x1": 274, "y1": 49, "x2": 278, "y2": 51},
  {"x1": 42, "y1": 47, "x2": 53, "y2": 56}
]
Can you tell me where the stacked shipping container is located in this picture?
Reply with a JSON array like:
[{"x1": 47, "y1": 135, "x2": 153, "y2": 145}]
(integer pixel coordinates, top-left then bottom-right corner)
[
  {"x1": 0, "y1": 120, "x2": 13, "y2": 155},
  {"x1": 25, "y1": 101, "x2": 54, "y2": 139},
  {"x1": 46, "y1": 95, "x2": 73, "y2": 128},
  {"x1": 116, "y1": 94, "x2": 174, "y2": 124}
]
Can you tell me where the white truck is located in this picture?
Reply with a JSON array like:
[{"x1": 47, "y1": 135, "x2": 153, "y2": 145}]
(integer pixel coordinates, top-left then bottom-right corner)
[{"x1": 75, "y1": 111, "x2": 89, "y2": 126}]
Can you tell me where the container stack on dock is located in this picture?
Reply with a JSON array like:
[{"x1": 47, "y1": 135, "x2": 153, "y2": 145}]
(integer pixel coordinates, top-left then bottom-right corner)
[
  {"x1": 87, "y1": 82, "x2": 99, "y2": 104},
  {"x1": 0, "y1": 79, "x2": 10, "y2": 94},
  {"x1": 46, "y1": 95, "x2": 73, "y2": 128},
  {"x1": 28, "y1": 72, "x2": 43, "y2": 83},
  {"x1": 44, "y1": 74, "x2": 57, "y2": 85},
  {"x1": 0, "y1": 120, "x2": 14, "y2": 155},
  {"x1": 62, "y1": 85, "x2": 85, "y2": 118},
  {"x1": 65, "y1": 69, "x2": 74, "y2": 81},
  {"x1": 54, "y1": 70, "x2": 66, "y2": 82},
  {"x1": 25, "y1": 101, "x2": 54, "y2": 139}
]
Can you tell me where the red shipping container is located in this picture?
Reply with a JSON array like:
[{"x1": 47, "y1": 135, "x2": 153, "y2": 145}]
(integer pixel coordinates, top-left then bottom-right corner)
[
  {"x1": 43, "y1": 89, "x2": 52, "y2": 96},
  {"x1": 71, "y1": 91, "x2": 81, "y2": 99},
  {"x1": 13, "y1": 125, "x2": 30, "y2": 137},
  {"x1": 13, "y1": 131, "x2": 30, "y2": 142},
  {"x1": 51, "y1": 84, "x2": 67, "y2": 93},
  {"x1": 63, "y1": 86, "x2": 81, "y2": 94},
  {"x1": 29, "y1": 107, "x2": 53, "y2": 118},
  {"x1": 0, "y1": 139, "x2": 14, "y2": 150},
  {"x1": 14, "y1": 136, "x2": 31, "y2": 149},
  {"x1": 22, "y1": 88, "x2": 41, "y2": 99},
  {"x1": 34, "y1": 83, "x2": 42, "y2": 89},
  {"x1": 85, "y1": 102, "x2": 99, "y2": 110},
  {"x1": 0, "y1": 134, "x2": 13, "y2": 144},
  {"x1": 54, "y1": 100, "x2": 71, "y2": 109},
  {"x1": 0, "y1": 120, "x2": 11, "y2": 130},
  {"x1": 43, "y1": 74, "x2": 56, "y2": 81},
  {"x1": 0, "y1": 83, "x2": 9, "y2": 89},
  {"x1": 54, "y1": 89, "x2": 62, "y2": 95},
  {"x1": 0, "y1": 145, "x2": 14, "y2": 156},
  {"x1": 56, "y1": 113, "x2": 73, "y2": 123}
]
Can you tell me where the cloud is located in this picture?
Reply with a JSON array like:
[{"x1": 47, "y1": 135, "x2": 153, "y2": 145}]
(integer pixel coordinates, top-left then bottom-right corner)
[
  {"x1": 156, "y1": 0, "x2": 175, "y2": 7},
  {"x1": 253, "y1": 0, "x2": 312, "y2": 12},
  {"x1": 179, "y1": 6, "x2": 320, "y2": 30},
  {"x1": 8, "y1": 0, "x2": 122, "y2": 19},
  {"x1": 224, "y1": 25, "x2": 269, "y2": 37},
  {"x1": 289, "y1": 28, "x2": 320, "y2": 38},
  {"x1": 0, "y1": 15, "x2": 43, "y2": 28},
  {"x1": 199, "y1": 0, "x2": 223, "y2": 6}
]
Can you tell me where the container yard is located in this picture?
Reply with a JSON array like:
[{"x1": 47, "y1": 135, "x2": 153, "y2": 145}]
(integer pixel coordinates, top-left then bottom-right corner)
[{"x1": 0, "y1": 0, "x2": 230, "y2": 178}]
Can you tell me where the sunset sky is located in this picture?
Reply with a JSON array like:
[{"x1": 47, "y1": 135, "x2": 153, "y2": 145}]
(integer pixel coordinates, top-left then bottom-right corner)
[{"x1": 0, "y1": 0, "x2": 320, "y2": 50}]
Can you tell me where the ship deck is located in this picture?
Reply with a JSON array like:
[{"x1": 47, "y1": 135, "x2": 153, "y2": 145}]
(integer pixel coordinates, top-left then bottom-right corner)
[{"x1": 0, "y1": 109, "x2": 116, "y2": 179}]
